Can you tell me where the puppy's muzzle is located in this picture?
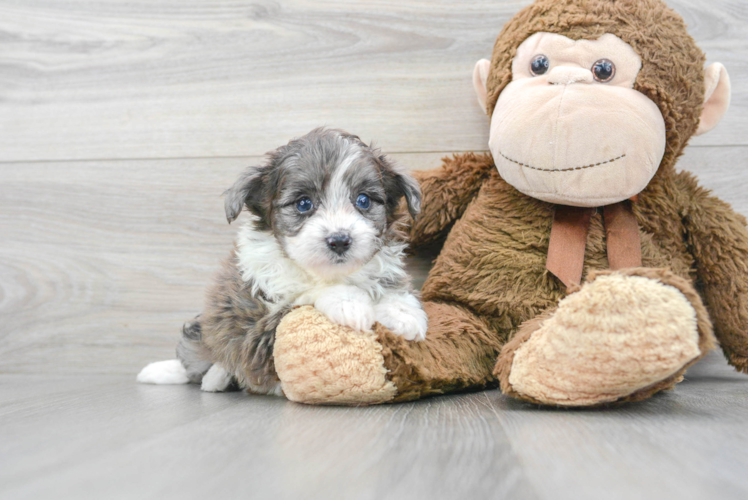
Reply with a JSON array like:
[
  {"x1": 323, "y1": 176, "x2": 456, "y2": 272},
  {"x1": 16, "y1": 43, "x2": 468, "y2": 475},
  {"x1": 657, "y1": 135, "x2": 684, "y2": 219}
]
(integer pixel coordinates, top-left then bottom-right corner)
[{"x1": 326, "y1": 233, "x2": 352, "y2": 256}]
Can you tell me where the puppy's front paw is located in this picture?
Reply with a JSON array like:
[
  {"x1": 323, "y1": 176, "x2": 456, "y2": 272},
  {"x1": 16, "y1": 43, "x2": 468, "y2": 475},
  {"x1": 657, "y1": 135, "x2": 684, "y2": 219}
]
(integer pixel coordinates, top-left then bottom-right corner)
[
  {"x1": 315, "y1": 285, "x2": 375, "y2": 332},
  {"x1": 374, "y1": 294, "x2": 428, "y2": 341}
]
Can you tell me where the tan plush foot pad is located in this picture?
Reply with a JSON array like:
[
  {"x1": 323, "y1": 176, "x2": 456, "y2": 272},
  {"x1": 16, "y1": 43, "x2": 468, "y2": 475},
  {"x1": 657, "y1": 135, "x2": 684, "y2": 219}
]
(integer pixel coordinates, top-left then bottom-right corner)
[
  {"x1": 274, "y1": 306, "x2": 397, "y2": 405},
  {"x1": 505, "y1": 272, "x2": 703, "y2": 406}
]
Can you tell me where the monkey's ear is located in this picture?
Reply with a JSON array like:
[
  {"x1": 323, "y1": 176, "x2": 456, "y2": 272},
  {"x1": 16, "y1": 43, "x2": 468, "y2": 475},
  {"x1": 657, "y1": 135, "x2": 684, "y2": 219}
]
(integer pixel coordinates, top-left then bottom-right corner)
[
  {"x1": 473, "y1": 59, "x2": 491, "y2": 114},
  {"x1": 695, "y1": 63, "x2": 731, "y2": 136},
  {"x1": 223, "y1": 165, "x2": 269, "y2": 225}
]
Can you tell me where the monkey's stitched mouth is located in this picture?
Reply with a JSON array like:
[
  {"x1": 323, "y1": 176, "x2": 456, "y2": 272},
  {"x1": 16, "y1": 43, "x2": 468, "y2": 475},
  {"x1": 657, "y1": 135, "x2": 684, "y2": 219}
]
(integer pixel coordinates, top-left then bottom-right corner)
[{"x1": 499, "y1": 151, "x2": 626, "y2": 172}]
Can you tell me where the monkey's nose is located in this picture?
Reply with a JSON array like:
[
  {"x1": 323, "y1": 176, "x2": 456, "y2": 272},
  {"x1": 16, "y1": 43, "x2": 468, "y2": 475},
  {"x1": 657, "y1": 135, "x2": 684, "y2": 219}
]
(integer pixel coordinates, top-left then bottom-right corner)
[
  {"x1": 326, "y1": 233, "x2": 352, "y2": 255},
  {"x1": 547, "y1": 66, "x2": 593, "y2": 85}
]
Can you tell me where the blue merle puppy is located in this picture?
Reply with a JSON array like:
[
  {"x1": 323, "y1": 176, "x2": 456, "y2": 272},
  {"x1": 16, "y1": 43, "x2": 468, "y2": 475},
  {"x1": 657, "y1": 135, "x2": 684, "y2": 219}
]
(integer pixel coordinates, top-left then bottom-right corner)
[{"x1": 138, "y1": 128, "x2": 426, "y2": 396}]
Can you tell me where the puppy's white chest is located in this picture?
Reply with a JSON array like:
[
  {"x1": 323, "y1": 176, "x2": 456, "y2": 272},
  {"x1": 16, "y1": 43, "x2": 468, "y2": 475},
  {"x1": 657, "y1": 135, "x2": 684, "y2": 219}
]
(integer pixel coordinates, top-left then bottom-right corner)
[{"x1": 291, "y1": 285, "x2": 334, "y2": 307}]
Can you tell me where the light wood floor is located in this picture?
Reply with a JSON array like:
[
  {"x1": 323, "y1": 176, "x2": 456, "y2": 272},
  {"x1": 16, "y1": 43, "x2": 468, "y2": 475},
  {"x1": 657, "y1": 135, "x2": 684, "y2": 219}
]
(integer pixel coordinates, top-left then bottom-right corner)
[{"x1": 1, "y1": 1, "x2": 747, "y2": 499}]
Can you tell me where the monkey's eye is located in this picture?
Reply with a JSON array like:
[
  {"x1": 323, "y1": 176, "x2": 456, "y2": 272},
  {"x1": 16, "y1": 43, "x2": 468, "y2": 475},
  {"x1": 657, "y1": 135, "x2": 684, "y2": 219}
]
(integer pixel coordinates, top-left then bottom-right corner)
[
  {"x1": 296, "y1": 197, "x2": 314, "y2": 213},
  {"x1": 592, "y1": 59, "x2": 616, "y2": 82},
  {"x1": 530, "y1": 55, "x2": 550, "y2": 76},
  {"x1": 355, "y1": 194, "x2": 371, "y2": 210}
]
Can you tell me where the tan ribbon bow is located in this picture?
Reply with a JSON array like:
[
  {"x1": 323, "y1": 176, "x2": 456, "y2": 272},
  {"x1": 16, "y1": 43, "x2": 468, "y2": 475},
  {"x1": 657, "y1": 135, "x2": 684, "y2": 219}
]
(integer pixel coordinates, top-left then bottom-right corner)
[{"x1": 546, "y1": 200, "x2": 642, "y2": 288}]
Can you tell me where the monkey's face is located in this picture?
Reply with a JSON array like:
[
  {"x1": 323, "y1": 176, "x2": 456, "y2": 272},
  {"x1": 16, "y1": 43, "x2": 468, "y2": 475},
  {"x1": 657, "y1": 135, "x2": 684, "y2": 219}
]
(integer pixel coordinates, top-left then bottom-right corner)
[{"x1": 488, "y1": 33, "x2": 666, "y2": 207}]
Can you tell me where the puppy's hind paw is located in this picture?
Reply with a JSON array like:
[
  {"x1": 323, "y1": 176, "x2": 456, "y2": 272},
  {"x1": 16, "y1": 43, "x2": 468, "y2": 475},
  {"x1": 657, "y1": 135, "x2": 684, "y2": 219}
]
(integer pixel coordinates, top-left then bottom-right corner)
[
  {"x1": 200, "y1": 364, "x2": 234, "y2": 392},
  {"x1": 137, "y1": 359, "x2": 190, "y2": 384}
]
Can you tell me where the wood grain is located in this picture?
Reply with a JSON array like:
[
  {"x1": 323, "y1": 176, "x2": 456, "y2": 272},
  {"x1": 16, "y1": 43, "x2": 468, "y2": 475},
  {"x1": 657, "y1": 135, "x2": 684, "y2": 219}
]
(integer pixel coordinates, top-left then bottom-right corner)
[
  {"x1": 490, "y1": 351, "x2": 748, "y2": 500},
  {"x1": 0, "y1": 376, "x2": 539, "y2": 500},
  {"x1": 0, "y1": 0, "x2": 745, "y2": 162},
  {"x1": 1, "y1": 351, "x2": 747, "y2": 500}
]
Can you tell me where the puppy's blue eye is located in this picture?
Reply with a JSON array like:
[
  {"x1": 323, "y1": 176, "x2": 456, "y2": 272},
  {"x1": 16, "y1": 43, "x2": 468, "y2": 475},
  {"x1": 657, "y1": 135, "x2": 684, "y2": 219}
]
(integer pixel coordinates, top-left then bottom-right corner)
[
  {"x1": 296, "y1": 197, "x2": 313, "y2": 213},
  {"x1": 356, "y1": 194, "x2": 371, "y2": 210}
]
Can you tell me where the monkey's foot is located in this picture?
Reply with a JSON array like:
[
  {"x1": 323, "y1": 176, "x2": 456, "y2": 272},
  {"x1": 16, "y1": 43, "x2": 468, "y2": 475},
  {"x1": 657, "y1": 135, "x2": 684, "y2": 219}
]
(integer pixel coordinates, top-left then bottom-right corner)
[
  {"x1": 273, "y1": 306, "x2": 397, "y2": 405},
  {"x1": 494, "y1": 268, "x2": 715, "y2": 407}
]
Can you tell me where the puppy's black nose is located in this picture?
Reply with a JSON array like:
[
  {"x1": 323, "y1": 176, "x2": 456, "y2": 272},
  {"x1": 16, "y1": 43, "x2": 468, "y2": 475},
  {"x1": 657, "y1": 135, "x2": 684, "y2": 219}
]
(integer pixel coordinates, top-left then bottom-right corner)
[{"x1": 326, "y1": 233, "x2": 352, "y2": 255}]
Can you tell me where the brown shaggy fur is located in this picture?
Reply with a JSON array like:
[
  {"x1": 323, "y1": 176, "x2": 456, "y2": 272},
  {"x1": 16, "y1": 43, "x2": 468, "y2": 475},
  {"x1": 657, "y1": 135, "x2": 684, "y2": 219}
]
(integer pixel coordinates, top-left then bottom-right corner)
[
  {"x1": 365, "y1": 0, "x2": 748, "y2": 404},
  {"x1": 408, "y1": 152, "x2": 496, "y2": 248},
  {"x1": 376, "y1": 301, "x2": 502, "y2": 403}
]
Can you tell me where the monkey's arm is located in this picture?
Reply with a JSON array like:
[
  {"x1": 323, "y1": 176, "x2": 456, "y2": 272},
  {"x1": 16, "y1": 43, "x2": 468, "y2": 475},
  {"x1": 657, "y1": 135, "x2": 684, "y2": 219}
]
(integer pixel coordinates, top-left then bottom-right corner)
[
  {"x1": 682, "y1": 179, "x2": 748, "y2": 373},
  {"x1": 407, "y1": 152, "x2": 495, "y2": 248}
]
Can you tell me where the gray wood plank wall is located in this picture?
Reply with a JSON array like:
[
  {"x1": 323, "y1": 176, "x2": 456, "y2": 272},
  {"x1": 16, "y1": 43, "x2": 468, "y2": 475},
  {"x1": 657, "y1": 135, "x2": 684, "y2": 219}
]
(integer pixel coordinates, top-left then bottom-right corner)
[
  {"x1": 1, "y1": 0, "x2": 747, "y2": 376},
  {"x1": 0, "y1": 0, "x2": 745, "y2": 162}
]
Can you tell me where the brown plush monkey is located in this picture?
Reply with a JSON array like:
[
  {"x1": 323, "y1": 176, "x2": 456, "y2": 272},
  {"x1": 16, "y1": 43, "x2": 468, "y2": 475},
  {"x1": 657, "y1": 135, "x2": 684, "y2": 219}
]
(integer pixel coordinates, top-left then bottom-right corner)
[{"x1": 272, "y1": 0, "x2": 746, "y2": 406}]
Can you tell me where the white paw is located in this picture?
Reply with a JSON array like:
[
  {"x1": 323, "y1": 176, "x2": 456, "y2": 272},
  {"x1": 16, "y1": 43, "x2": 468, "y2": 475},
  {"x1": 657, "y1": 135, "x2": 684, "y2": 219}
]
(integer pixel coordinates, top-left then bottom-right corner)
[
  {"x1": 200, "y1": 364, "x2": 234, "y2": 392},
  {"x1": 268, "y1": 382, "x2": 285, "y2": 397},
  {"x1": 315, "y1": 285, "x2": 375, "y2": 332},
  {"x1": 374, "y1": 294, "x2": 428, "y2": 341},
  {"x1": 137, "y1": 359, "x2": 190, "y2": 384}
]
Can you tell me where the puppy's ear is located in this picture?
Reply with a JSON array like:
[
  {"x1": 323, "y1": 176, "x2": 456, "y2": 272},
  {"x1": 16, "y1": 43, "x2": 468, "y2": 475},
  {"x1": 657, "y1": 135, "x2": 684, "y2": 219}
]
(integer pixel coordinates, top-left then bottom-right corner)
[
  {"x1": 223, "y1": 162, "x2": 277, "y2": 227},
  {"x1": 378, "y1": 155, "x2": 422, "y2": 220},
  {"x1": 395, "y1": 171, "x2": 422, "y2": 219}
]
